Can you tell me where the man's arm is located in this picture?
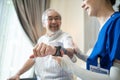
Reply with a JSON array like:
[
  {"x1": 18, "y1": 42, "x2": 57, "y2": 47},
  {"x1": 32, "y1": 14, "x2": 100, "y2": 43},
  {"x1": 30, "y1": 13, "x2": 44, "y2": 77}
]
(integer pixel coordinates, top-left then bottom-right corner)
[
  {"x1": 33, "y1": 42, "x2": 88, "y2": 62},
  {"x1": 33, "y1": 43, "x2": 74, "y2": 58},
  {"x1": 8, "y1": 58, "x2": 35, "y2": 80}
]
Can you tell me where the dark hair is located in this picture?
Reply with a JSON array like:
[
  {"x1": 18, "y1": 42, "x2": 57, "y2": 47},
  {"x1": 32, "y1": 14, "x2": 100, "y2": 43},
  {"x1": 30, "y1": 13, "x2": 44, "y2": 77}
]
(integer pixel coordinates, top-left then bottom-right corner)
[
  {"x1": 118, "y1": 4, "x2": 120, "y2": 12},
  {"x1": 109, "y1": 0, "x2": 120, "y2": 12},
  {"x1": 110, "y1": 0, "x2": 116, "y2": 6}
]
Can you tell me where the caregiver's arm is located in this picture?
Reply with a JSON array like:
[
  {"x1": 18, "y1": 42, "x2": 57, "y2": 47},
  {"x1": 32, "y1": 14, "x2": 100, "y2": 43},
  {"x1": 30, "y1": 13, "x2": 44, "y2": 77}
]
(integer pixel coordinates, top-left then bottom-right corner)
[
  {"x1": 74, "y1": 47, "x2": 88, "y2": 62},
  {"x1": 58, "y1": 55, "x2": 111, "y2": 80}
]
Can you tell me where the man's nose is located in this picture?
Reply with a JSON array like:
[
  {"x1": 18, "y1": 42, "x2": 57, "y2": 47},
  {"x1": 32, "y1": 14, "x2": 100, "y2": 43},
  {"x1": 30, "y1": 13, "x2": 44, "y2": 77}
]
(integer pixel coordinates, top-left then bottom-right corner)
[{"x1": 51, "y1": 19, "x2": 57, "y2": 23}]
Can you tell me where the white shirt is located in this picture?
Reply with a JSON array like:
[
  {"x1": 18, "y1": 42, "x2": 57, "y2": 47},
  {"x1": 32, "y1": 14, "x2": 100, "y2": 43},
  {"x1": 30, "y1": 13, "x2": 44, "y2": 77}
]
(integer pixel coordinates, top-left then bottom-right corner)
[{"x1": 34, "y1": 30, "x2": 74, "y2": 80}]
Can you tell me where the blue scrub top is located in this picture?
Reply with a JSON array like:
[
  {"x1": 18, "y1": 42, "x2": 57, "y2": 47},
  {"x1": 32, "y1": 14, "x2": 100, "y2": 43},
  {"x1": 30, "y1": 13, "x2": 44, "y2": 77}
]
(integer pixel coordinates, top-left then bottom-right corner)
[{"x1": 87, "y1": 12, "x2": 120, "y2": 71}]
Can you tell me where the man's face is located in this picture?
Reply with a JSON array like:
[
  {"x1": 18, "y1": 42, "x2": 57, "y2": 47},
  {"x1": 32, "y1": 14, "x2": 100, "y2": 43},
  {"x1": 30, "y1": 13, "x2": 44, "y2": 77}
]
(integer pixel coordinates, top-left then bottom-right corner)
[{"x1": 44, "y1": 11, "x2": 61, "y2": 33}]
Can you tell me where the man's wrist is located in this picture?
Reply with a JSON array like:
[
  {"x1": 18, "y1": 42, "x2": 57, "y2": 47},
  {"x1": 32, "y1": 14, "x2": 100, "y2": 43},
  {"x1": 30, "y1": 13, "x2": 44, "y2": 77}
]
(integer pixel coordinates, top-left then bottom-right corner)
[
  {"x1": 53, "y1": 46, "x2": 68, "y2": 56},
  {"x1": 53, "y1": 46, "x2": 62, "y2": 56},
  {"x1": 61, "y1": 47, "x2": 67, "y2": 54}
]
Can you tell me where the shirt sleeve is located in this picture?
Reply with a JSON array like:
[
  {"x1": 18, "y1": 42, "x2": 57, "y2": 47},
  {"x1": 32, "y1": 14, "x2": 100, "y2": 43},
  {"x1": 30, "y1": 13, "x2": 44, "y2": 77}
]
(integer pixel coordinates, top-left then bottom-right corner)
[{"x1": 62, "y1": 34, "x2": 74, "y2": 48}]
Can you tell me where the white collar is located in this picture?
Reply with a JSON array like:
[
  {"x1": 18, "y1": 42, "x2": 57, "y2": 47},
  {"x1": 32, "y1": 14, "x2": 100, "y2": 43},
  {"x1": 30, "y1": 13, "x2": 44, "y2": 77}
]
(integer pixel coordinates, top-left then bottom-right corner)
[{"x1": 46, "y1": 30, "x2": 63, "y2": 41}]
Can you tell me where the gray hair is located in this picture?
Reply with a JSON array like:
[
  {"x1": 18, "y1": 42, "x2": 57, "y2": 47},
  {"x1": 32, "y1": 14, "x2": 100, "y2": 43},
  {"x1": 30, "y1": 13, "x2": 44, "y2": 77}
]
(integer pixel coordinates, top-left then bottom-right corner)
[{"x1": 42, "y1": 9, "x2": 61, "y2": 24}]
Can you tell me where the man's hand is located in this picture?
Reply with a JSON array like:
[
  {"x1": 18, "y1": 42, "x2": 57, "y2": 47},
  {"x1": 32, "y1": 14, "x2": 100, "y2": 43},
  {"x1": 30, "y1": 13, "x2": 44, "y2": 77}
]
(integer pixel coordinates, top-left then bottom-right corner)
[{"x1": 33, "y1": 43, "x2": 57, "y2": 57}]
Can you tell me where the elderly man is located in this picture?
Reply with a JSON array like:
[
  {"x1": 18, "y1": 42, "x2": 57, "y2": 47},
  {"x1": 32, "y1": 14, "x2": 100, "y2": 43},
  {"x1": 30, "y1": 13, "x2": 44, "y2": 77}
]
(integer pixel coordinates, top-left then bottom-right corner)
[{"x1": 8, "y1": 9, "x2": 76, "y2": 80}]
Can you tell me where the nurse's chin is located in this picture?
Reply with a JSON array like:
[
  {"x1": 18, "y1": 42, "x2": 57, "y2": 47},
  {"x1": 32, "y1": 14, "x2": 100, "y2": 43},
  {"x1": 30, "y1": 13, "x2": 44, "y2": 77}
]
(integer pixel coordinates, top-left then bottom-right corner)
[{"x1": 86, "y1": 11, "x2": 96, "y2": 17}]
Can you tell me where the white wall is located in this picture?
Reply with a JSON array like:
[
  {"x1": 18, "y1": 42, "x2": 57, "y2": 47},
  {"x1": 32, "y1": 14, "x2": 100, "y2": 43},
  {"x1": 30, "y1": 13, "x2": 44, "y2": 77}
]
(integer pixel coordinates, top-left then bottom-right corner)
[{"x1": 84, "y1": 12, "x2": 100, "y2": 53}]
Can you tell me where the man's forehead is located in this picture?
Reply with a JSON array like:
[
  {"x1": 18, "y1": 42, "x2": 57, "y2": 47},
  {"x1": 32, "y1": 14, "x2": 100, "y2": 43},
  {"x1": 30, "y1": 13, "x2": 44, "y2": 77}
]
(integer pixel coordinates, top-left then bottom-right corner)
[{"x1": 47, "y1": 11, "x2": 60, "y2": 17}]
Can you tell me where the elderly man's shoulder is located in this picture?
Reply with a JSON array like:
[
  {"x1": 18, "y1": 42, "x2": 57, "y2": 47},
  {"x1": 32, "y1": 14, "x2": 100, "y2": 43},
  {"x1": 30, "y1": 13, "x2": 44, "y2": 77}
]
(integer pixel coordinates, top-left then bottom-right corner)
[{"x1": 61, "y1": 31, "x2": 72, "y2": 37}]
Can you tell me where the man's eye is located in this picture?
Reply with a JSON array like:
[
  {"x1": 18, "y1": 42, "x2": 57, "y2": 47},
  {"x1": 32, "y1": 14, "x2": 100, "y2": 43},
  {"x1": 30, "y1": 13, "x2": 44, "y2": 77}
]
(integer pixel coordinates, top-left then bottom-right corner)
[
  {"x1": 48, "y1": 17, "x2": 60, "y2": 21},
  {"x1": 48, "y1": 18, "x2": 53, "y2": 20},
  {"x1": 55, "y1": 17, "x2": 60, "y2": 20}
]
